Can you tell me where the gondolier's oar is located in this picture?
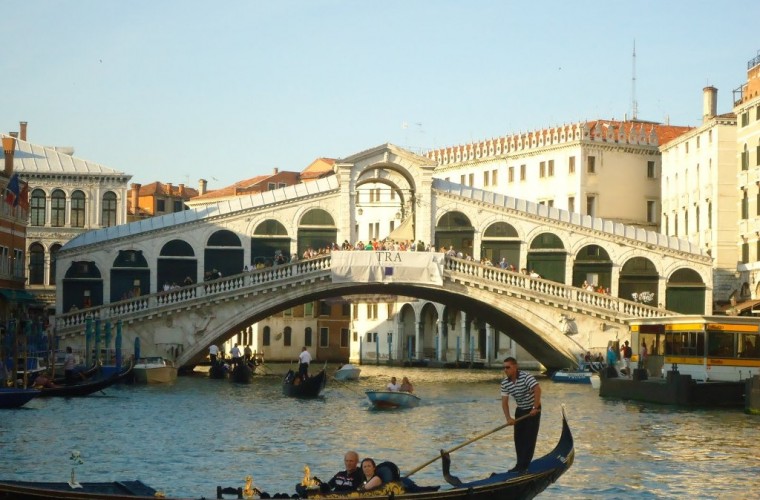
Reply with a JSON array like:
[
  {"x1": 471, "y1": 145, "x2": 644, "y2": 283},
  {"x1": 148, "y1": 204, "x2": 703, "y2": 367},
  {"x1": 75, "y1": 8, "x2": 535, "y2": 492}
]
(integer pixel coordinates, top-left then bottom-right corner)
[{"x1": 403, "y1": 413, "x2": 534, "y2": 479}]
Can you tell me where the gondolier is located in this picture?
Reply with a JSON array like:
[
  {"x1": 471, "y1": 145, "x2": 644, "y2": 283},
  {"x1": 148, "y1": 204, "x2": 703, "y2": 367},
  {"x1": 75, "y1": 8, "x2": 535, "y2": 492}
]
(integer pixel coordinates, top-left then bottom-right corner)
[
  {"x1": 500, "y1": 356, "x2": 541, "y2": 475},
  {"x1": 298, "y1": 346, "x2": 312, "y2": 378}
]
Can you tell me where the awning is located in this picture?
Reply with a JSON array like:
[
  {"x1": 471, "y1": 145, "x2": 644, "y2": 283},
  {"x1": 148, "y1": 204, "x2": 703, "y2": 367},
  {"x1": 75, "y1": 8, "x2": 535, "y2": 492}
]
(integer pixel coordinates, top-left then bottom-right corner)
[
  {"x1": 388, "y1": 216, "x2": 414, "y2": 242},
  {"x1": 0, "y1": 288, "x2": 40, "y2": 303},
  {"x1": 718, "y1": 299, "x2": 760, "y2": 316}
]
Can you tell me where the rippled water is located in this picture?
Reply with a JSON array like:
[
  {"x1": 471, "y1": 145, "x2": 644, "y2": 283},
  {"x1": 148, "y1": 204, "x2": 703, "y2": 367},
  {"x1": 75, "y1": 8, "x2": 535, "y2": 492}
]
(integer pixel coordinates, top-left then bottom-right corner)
[{"x1": 2, "y1": 365, "x2": 759, "y2": 499}]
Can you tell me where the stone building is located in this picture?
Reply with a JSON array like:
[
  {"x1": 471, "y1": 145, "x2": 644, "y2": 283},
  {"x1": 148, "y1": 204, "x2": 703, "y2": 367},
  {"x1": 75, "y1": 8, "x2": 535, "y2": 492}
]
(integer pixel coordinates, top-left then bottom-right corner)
[{"x1": 127, "y1": 181, "x2": 198, "y2": 222}]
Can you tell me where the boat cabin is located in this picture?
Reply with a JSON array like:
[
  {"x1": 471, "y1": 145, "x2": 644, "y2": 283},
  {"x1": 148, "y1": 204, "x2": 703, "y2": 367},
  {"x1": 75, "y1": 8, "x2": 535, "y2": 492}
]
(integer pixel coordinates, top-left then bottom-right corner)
[{"x1": 628, "y1": 315, "x2": 760, "y2": 382}]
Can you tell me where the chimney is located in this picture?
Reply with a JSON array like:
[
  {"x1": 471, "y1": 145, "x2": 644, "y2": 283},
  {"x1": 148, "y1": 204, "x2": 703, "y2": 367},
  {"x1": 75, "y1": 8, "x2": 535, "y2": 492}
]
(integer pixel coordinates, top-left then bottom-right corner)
[
  {"x1": 19, "y1": 122, "x2": 27, "y2": 141},
  {"x1": 131, "y1": 183, "x2": 141, "y2": 215},
  {"x1": 178, "y1": 183, "x2": 185, "y2": 197},
  {"x1": 702, "y1": 86, "x2": 718, "y2": 123},
  {"x1": 198, "y1": 179, "x2": 207, "y2": 196},
  {"x1": 273, "y1": 167, "x2": 279, "y2": 175},
  {"x1": 9, "y1": 132, "x2": 18, "y2": 139},
  {"x1": 166, "y1": 182, "x2": 173, "y2": 196},
  {"x1": 2, "y1": 135, "x2": 16, "y2": 176}
]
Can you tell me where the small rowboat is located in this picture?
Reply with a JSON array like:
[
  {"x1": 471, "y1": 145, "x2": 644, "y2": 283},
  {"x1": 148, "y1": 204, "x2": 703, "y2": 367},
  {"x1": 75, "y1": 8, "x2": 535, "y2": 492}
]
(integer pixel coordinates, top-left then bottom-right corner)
[
  {"x1": 366, "y1": 390, "x2": 420, "y2": 409},
  {"x1": 0, "y1": 388, "x2": 39, "y2": 409},
  {"x1": 334, "y1": 364, "x2": 361, "y2": 381}
]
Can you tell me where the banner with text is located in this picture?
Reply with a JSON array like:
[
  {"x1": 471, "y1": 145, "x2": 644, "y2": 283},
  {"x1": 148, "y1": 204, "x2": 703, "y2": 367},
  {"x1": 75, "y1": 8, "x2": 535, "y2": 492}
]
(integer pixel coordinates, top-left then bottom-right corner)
[{"x1": 330, "y1": 251, "x2": 444, "y2": 286}]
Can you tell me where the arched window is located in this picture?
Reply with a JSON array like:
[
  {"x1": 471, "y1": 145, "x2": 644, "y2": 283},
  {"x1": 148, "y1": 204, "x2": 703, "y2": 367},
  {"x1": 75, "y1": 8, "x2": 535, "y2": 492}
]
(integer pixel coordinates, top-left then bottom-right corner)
[
  {"x1": 49, "y1": 243, "x2": 62, "y2": 286},
  {"x1": 71, "y1": 190, "x2": 86, "y2": 228},
  {"x1": 31, "y1": 189, "x2": 46, "y2": 226},
  {"x1": 263, "y1": 326, "x2": 271, "y2": 346},
  {"x1": 50, "y1": 189, "x2": 66, "y2": 227},
  {"x1": 284, "y1": 326, "x2": 292, "y2": 346},
  {"x1": 28, "y1": 243, "x2": 45, "y2": 285},
  {"x1": 102, "y1": 191, "x2": 117, "y2": 227}
]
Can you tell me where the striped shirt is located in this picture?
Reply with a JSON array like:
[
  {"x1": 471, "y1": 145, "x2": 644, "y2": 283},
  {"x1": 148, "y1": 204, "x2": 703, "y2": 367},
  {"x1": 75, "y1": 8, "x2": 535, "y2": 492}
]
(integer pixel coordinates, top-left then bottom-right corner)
[{"x1": 500, "y1": 371, "x2": 538, "y2": 410}]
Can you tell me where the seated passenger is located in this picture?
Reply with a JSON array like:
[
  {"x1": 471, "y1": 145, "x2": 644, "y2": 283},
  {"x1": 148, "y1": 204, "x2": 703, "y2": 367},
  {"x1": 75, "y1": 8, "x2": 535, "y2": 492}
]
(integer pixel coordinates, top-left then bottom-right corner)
[
  {"x1": 323, "y1": 451, "x2": 363, "y2": 492},
  {"x1": 386, "y1": 377, "x2": 401, "y2": 392},
  {"x1": 358, "y1": 458, "x2": 383, "y2": 491},
  {"x1": 399, "y1": 376, "x2": 414, "y2": 393}
]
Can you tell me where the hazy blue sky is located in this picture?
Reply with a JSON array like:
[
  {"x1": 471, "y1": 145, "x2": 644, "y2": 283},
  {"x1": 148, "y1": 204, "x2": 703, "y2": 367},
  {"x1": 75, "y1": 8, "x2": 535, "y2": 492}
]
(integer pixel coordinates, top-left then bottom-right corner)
[{"x1": 3, "y1": 1, "x2": 757, "y2": 189}]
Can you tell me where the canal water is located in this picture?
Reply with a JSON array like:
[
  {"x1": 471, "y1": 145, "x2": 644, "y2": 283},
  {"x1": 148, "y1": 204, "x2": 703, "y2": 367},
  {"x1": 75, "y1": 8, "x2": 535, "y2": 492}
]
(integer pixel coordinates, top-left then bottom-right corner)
[{"x1": 1, "y1": 365, "x2": 758, "y2": 499}]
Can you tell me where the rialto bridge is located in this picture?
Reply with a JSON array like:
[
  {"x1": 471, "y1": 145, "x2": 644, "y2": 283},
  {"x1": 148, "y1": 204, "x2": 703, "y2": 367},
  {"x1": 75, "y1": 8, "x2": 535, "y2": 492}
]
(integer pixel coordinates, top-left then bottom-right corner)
[{"x1": 53, "y1": 144, "x2": 712, "y2": 370}]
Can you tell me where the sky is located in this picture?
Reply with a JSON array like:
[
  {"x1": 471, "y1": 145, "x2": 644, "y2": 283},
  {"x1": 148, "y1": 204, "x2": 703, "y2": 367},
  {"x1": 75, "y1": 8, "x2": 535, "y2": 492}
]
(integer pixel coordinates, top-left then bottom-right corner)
[{"x1": 2, "y1": 0, "x2": 758, "y2": 190}]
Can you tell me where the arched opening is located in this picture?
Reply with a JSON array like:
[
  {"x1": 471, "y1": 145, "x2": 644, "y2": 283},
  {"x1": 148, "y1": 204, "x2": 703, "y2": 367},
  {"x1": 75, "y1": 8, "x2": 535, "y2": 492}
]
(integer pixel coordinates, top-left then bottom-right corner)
[
  {"x1": 110, "y1": 250, "x2": 150, "y2": 301},
  {"x1": 527, "y1": 233, "x2": 566, "y2": 283},
  {"x1": 572, "y1": 244, "x2": 612, "y2": 290},
  {"x1": 435, "y1": 211, "x2": 474, "y2": 258},
  {"x1": 619, "y1": 257, "x2": 659, "y2": 306},
  {"x1": 251, "y1": 219, "x2": 291, "y2": 267},
  {"x1": 666, "y1": 268, "x2": 706, "y2": 314},
  {"x1": 481, "y1": 222, "x2": 520, "y2": 268},
  {"x1": 62, "y1": 261, "x2": 103, "y2": 312},
  {"x1": 205, "y1": 230, "x2": 243, "y2": 278},
  {"x1": 158, "y1": 239, "x2": 197, "y2": 288},
  {"x1": 297, "y1": 209, "x2": 336, "y2": 256},
  {"x1": 28, "y1": 243, "x2": 45, "y2": 285}
]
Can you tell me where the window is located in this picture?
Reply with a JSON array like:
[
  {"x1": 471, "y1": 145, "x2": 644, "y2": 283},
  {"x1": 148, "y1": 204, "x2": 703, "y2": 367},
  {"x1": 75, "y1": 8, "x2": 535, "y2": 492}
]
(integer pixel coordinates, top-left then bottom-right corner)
[
  {"x1": 696, "y1": 206, "x2": 700, "y2": 232},
  {"x1": 587, "y1": 156, "x2": 596, "y2": 174},
  {"x1": 520, "y1": 164, "x2": 526, "y2": 181},
  {"x1": 102, "y1": 192, "x2": 117, "y2": 227},
  {"x1": 342, "y1": 303, "x2": 350, "y2": 316},
  {"x1": 173, "y1": 200, "x2": 183, "y2": 212},
  {"x1": 305, "y1": 302, "x2": 313, "y2": 317},
  {"x1": 468, "y1": 173, "x2": 474, "y2": 186},
  {"x1": 50, "y1": 189, "x2": 66, "y2": 227},
  {"x1": 742, "y1": 242, "x2": 750, "y2": 263},
  {"x1": 366, "y1": 332, "x2": 373, "y2": 343},
  {"x1": 156, "y1": 199, "x2": 166, "y2": 212},
  {"x1": 386, "y1": 302, "x2": 394, "y2": 317},
  {"x1": 304, "y1": 327, "x2": 312, "y2": 347},
  {"x1": 707, "y1": 202, "x2": 712, "y2": 229},
  {"x1": 70, "y1": 191, "x2": 86, "y2": 228},
  {"x1": 647, "y1": 201, "x2": 656, "y2": 224},
  {"x1": 548, "y1": 160, "x2": 554, "y2": 177},
  {"x1": 460, "y1": 174, "x2": 465, "y2": 184},
  {"x1": 278, "y1": 183, "x2": 286, "y2": 189},
  {"x1": 30, "y1": 189, "x2": 46, "y2": 226},
  {"x1": 367, "y1": 303, "x2": 378, "y2": 319},
  {"x1": 483, "y1": 171, "x2": 489, "y2": 187},
  {"x1": 742, "y1": 191, "x2": 749, "y2": 220},
  {"x1": 491, "y1": 169, "x2": 497, "y2": 186},
  {"x1": 267, "y1": 182, "x2": 276, "y2": 190},
  {"x1": 757, "y1": 139, "x2": 760, "y2": 166},
  {"x1": 263, "y1": 326, "x2": 271, "y2": 346},
  {"x1": 284, "y1": 307, "x2": 292, "y2": 317},
  {"x1": 319, "y1": 327, "x2": 329, "y2": 348},
  {"x1": 568, "y1": 156, "x2": 575, "y2": 174},
  {"x1": 568, "y1": 196, "x2": 575, "y2": 213},
  {"x1": 741, "y1": 111, "x2": 749, "y2": 127},
  {"x1": 684, "y1": 208, "x2": 689, "y2": 235},
  {"x1": 696, "y1": 136, "x2": 700, "y2": 149},
  {"x1": 539, "y1": 161, "x2": 546, "y2": 178},
  {"x1": 647, "y1": 161, "x2": 655, "y2": 179},
  {"x1": 742, "y1": 145, "x2": 749, "y2": 171},
  {"x1": 319, "y1": 301, "x2": 331, "y2": 316},
  {"x1": 586, "y1": 196, "x2": 596, "y2": 217},
  {"x1": 508, "y1": 166, "x2": 514, "y2": 182},
  {"x1": 28, "y1": 243, "x2": 44, "y2": 285},
  {"x1": 340, "y1": 328, "x2": 349, "y2": 348},
  {"x1": 685, "y1": 141, "x2": 689, "y2": 154},
  {"x1": 352, "y1": 303, "x2": 359, "y2": 318},
  {"x1": 284, "y1": 327, "x2": 292, "y2": 346},
  {"x1": 352, "y1": 331, "x2": 358, "y2": 342}
]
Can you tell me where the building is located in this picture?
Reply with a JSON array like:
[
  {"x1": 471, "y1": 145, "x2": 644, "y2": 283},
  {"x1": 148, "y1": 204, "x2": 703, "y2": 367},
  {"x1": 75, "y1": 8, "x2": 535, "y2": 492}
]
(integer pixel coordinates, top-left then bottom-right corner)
[
  {"x1": 4, "y1": 123, "x2": 131, "y2": 311},
  {"x1": 127, "y1": 181, "x2": 198, "y2": 222},
  {"x1": 0, "y1": 134, "x2": 33, "y2": 322},
  {"x1": 735, "y1": 53, "x2": 760, "y2": 300},
  {"x1": 660, "y1": 87, "x2": 738, "y2": 310}
]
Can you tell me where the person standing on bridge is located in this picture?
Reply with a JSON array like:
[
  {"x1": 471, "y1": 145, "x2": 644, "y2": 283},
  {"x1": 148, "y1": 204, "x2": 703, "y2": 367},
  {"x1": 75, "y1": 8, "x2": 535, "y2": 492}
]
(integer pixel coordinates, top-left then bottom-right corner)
[
  {"x1": 500, "y1": 357, "x2": 541, "y2": 475},
  {"x1": 298, "y1": 346, "x2": 312, "y2": 379}
]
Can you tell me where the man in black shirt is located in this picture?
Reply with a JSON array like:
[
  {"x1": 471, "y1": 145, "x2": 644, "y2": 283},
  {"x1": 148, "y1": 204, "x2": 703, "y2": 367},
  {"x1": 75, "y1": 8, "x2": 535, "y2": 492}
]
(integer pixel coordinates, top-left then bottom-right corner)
[{"x1": 323, "y1": 451, "x2": 364, "y2": 492}]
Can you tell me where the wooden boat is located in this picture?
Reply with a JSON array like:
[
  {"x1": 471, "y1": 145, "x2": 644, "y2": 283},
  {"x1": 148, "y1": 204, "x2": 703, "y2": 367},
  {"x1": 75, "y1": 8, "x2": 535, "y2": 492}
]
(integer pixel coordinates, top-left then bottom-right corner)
[
  {"x1": 0, "y1": 479, "x2": 175, "y2": 499},
  {"x1": 35, "y1": 362, "x2": 133, "y2": 398},
  {"x1": 0, "y1": 388, "x2": 40, "y2": 409},
  {"x1": 52, "y1": 363, "x2": 100, "y2": 385},
  {"x1": 366, "y1": 390, "x2": 420, "y2": 409},
  {"x1": 230, "y1": 362, "x2": 254, "y2": 384},
  {"x1": 282, "y1": 369, "x2": 326, "y2": 398},
  {"x1": 334, "y1": 364, "x2": 361, "y2": 381},
  {"x1": 208, "y1": 360, "x2": 228, "y2": 379},
  {"x1": 298, "y1": 410, "x2": 574, "y2": 499},
  {"x1": 132, "y1": 357, "x2": 178, "y2": 384}
]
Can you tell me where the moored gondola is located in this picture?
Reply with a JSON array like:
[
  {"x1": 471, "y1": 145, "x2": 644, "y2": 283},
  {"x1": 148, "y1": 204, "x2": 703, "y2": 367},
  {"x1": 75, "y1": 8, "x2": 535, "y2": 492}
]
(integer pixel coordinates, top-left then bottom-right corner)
[
  {"x1": 282, "y1": 369, "x2": 326, "y2": 398},
  {"x1": 36, "y1": 361, "x2": 133, "y2": 398},
  {"x1": 230, "y1": 362, "x2": 254, "y2": 384}
]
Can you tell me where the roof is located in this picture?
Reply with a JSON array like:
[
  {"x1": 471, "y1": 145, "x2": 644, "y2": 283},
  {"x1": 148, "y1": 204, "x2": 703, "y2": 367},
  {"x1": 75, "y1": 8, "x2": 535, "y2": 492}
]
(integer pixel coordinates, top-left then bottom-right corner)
[
  {"x1": 1, "y1": 134, "x2": 128, "y2": 178},
  {"x1": 137, "y1": 181, "x2": 198, "y2": 198}
]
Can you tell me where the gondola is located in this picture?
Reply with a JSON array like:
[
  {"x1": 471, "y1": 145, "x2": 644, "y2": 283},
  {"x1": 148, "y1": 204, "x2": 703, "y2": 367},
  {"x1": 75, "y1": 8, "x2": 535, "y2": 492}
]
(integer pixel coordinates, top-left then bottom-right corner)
[
  {"x1": 208, "y1": 360, "x2": 228, "y2": 379},
  {"x1": 0, "y1": 388, "x2": 40, "y2": 409},
  {"x1": 36, "y1": 362, "x2": 133, "y2": 398},
  {"x1": 282, "y1": 369, "x2": 327, "y2": 398},
  {"x1": 51, "y1": 363, "x2": 101, "y2": 385},
  {"x1": 230, "y1": 362, "x2": 254, "y2": 384},
  {"x1": 0, "y1": 479, "x2": 180, "y2": 499},
  {"x1": 298, "y1": 409, "x2": 574, "y2": 499}
]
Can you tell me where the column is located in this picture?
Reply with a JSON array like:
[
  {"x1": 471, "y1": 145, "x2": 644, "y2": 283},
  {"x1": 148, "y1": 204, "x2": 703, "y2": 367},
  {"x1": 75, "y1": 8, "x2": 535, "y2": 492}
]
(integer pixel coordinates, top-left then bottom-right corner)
[{"x1": 486, "y1": 324, "x2": 493, "y2": 366}]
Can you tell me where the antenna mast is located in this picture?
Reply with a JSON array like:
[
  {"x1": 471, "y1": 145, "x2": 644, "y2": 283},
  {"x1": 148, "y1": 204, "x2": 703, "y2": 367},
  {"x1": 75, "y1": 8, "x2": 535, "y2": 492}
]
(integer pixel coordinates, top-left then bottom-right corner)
[{"x1": 631, "y1": 40, "x2": 638, "y2": 120}]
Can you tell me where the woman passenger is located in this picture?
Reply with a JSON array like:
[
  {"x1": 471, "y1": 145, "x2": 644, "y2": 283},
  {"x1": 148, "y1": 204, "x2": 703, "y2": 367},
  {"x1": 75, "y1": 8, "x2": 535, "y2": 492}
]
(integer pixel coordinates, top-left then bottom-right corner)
[
  {"x1": 400, "y1": 377, "x2": 414, "y2": 393},
  {"x1": 358, "y1": 458, "x2": 383, "y2": 491}
]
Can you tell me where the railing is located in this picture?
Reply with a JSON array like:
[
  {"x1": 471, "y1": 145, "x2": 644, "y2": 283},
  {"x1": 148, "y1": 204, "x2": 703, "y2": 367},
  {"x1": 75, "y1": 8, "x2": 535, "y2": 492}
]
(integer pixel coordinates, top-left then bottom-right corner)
[{"x1": 56, "y1": 253, "x2": 667, "y2": 336}]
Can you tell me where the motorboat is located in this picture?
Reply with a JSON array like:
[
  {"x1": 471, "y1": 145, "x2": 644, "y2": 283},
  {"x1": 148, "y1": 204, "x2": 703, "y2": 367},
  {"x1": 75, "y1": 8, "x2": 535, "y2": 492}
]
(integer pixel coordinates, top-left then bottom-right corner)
[
  {"x1": 132, "y1": 357, "x2": 177, "y2": 384},
  {"x1": 366, "y1": 390, "x2": 421, "y2": 409},
  {"x1": 334, "y1": 363, "x2": 361, "y2": 381}
]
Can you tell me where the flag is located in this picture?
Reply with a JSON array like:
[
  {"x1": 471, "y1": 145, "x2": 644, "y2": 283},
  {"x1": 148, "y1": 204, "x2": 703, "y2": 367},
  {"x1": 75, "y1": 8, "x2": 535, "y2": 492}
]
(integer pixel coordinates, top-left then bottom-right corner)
[
  {"x1": 4, "y1": 173, "x2": 19, "y2": 206},
  {"x1": 17, "y1": 181, "x2": 29, "y2": 210}
]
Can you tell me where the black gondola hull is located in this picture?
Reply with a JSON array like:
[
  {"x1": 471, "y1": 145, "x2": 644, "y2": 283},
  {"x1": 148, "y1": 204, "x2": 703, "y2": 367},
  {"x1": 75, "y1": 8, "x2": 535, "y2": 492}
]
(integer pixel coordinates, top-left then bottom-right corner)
[{"x1": 282, "y1": 369, "x2": 326, "y2": 398}]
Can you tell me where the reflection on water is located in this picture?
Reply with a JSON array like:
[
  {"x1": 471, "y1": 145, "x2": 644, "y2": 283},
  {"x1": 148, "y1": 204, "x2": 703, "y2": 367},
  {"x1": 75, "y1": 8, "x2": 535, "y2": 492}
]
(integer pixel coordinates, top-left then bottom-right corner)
[{"x1": 1, "y1": 365, "x2": 758, "y2": 498}]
